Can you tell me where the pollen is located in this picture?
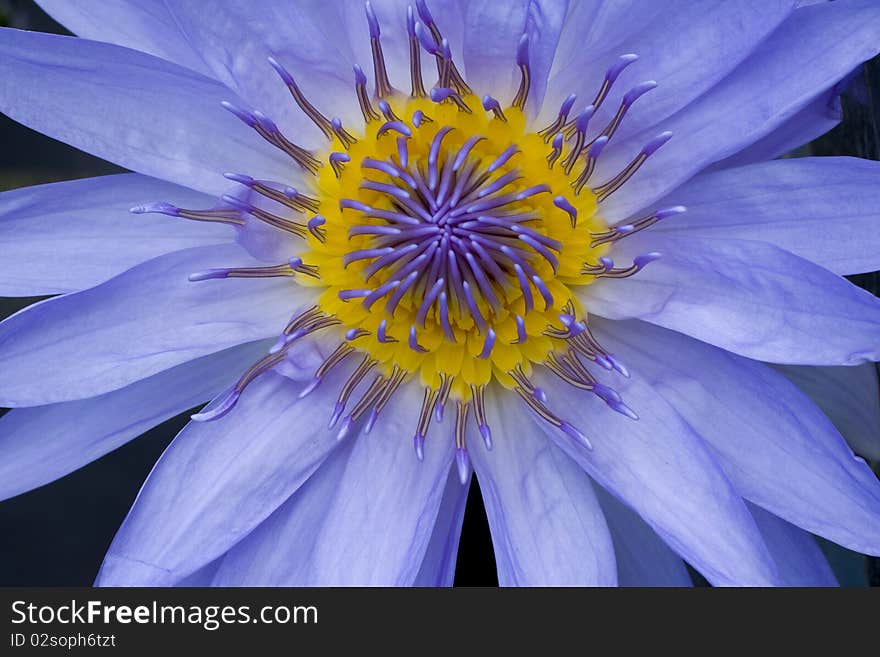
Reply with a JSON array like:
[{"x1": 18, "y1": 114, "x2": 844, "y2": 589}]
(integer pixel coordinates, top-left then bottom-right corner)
[{"x1": 304, "y1": 96, "x2": 608, "y2": 399}]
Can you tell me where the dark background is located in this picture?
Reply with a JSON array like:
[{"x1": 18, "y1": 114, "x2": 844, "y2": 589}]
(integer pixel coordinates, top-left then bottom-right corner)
[{"x1": 0, "y1": 0, "x2": 877, "y2": 587}]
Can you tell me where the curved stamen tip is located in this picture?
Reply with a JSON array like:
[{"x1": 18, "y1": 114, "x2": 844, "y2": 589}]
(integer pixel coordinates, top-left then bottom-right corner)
[
  {"x1": 482, "y1": 95, "x2": 501, "y2": 112},
  {"x1": 130, "y1": 201, "x2": 179, "y2": 216},
  {"x1": 337, "y1": 416, "x2": 355, "y2": 441},
  {"x1": 455, "y1": 448, "x2": 471, "y2": 485},
  {"x1": 610, "y1": 400, "x2": 639, "y2": 421},
  {"x1": 560, "y1": 94, "x2": 577, "y2": 116},
  {"x1": 560, "y1": 421, "x2": 593, "y2": 450},
  {"x1": 606, "y1": 353, "x2": 630, "y2": 378},
  {"x1": 643, "y1": 131, "x2": 673, "y2": 155},
  {"x1": 188, "y1": 269, "x2": 225, "y2": 282},
  {"x1": 364, "y1": 408, "x2": 380, "y2": 434},
  {"x1": 223, "y1": 172, "x2": 255, "y2": 186},
  {"x1": 413, "y1": 433, "x2": 426, "y2": 461},
  {"x1": 298, "y1": 377, "x2": 322, "y2": 399},
  {"x1": 353, "y1": 64, "x2": 368, "y2": 86},
  {"x1": 623, "y1": 80, "x2": 658, "y2": 105},
  {"x1": 416, "y1": 0, "x2": 434, "y2": 25},
  {"x1": 328, "y1": 401, "x2": 345, "y2": 429},
  {"x1": 479, "y1": 424, "x2": 493, "y2": 450},
  {"x1": 365, "y1": 1, "x2": 381, "y2": 38},
  {"x1": 589, "y1": 135, "x2": 610, "y2": 158},
  {"x1": 267, "y1": 56, "x2": 295, "y2": 86},
  {"x1": 429, "y1": 87, "x2": 457, "y2": 103},
  {"x1": 607, "y1": 53, "x2": 639, "y2": 82},
  {"x1": 191, "y1": 389, "x2": 240, "y2": 422},
  {"x1": 516, "y1": 33, "x2": 530, "y2": 66},
  {"x1": 634, "y1": 252, "x2": 662, "y2": 269},
  {"x1": 576, "y1": 105, "x2": 596, "y2": 132},
  {"x1": 220, "y1": 100, "x2": 258, "y2": 126},
  {"x1": 414, "y1": 21, "x2": 439, "y2": 53},
  {"x1": 656, "y1": 205, "x2": 687, "y2": 220}
]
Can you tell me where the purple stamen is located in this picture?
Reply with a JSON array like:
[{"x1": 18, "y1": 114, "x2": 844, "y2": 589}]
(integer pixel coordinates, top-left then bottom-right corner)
[{"x1": 478, "y1": 329, "x2": 497, "y2": 359}]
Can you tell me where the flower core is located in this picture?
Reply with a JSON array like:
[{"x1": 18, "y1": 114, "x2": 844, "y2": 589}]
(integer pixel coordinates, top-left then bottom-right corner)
[{"x1": 306, "y1": 95, "x2": 607, "y2": 398}]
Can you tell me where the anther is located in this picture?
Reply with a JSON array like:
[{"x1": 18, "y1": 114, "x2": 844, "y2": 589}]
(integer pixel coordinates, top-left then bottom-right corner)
[
  {"x1": 353, "y1": 65, "x2": 382, "y2": 122},
  {"x1": 365, "y1": 1, "x2": 395, "y2": 97},
  {"x1": 546, "y1": 132, "x2": 564, "y2": 169},
  {"x1": 429, "y1": 87, "x2": 472, "y2": 113},
  {"x1": 470, "y1": 384, "x2": 492, "y2": 450},
  {"x1": 307, "y1": 215, "x2": 327, "y2": 242},
  {"x1": 407, "y1": 6, "x2": 428, "y2": 97},
  {"x1": 329, "y1": 152, "x2": 350, "y2": 178},
  {"x1": 268, "y1": 56, "x2": 335, "y2": 139},
  {"x1": 512, "y1": 34, "x2": 531, "y2": 110},
  {"x1": 539, "y1": 94, "x2": 577, "y2": 141},
  {"x1": 482, "y1": 95, "x2": 507, "y2": 122},
  {"x1": 593, "y1": 131, "x2": 672, "y2": 202}
]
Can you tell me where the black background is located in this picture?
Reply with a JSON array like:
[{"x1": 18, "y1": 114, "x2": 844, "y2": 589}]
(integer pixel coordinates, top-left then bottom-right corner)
[{"x1": 0, "y1": 0, "x2": 877, "y2": 587}]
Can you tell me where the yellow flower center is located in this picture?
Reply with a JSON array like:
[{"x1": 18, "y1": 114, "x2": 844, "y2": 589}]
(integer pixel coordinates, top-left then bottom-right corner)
[{"x1": 301, "y1": 96, "x2": 609, "y2": 399}]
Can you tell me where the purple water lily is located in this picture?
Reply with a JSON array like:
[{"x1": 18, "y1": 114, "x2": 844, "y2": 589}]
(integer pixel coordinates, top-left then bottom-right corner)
[{"x1": 1, "y1": 0, "x2": 880, "y2": 587}]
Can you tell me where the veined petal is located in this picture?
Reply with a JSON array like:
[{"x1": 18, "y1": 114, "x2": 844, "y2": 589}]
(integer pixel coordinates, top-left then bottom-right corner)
[
  {"x1": 213, "y1": 384, "x2": 454, "y2": 586},
  {"x1": 528, "y1": 368, "x2": 779, "y2": 586},
  {"x1": 96, "y1": 371, "x2": 342, "y2": 586},
  {"x1": 545, "y1": 1, "x2": 794, "y2": 139},
  {"x1": 0, "y1": 244, "x2": 306, "y2": 407},
  {"x1": 582, "y1": 234, "x2": 880, "y2": 365},
  {"x1": 591, "y1": 484, "x2": 691, "y2": 587},
  {"x1": 710, "y1": 85, "x2": 843, "y2": 169},
  {"x1": 773, "y1": 363, "x2": 880, "y2": 463},
  {"x1": 595, "y1": 319, "x2": 880, "y2": 556},
  {"x1": 34, "y1": 0, "x2": 213, "y2": 76},
  {"x1": 0, "y1": 339, "x2": 270, "y2": 502},
  {"x1": 462, "y1": 0, "x2": 569, "y2": 116},
  {"x1": 155, "y1": 0, "x2": 366, "y2": 140},
  {"x1": 472, "y1": 392, "x2": 616, "y2": 586},
  {"x1": 0, "y1": 28, "x2": 291, "y2": 196},
  {"x1": 749, "y1": 504, "x2": 837, "y2": 587},
  {"x1": 654, "y1": 157, "x2": 880, "y2": 275},
  {"x1": 0, "y1": 174, "x2": 232, "y2": 296},
  {"x1": 596, "y1": 0, "x2": 880, "y2": 220},
  {"x1": 413, "y1": 468, "x2": 470, "y2": 587}
]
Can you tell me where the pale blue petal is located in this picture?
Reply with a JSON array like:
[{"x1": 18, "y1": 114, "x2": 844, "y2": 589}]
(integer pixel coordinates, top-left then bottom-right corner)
[
  {"x1": 596, "y1": 0, "x2": 880, "y2": 220},
  {"x1": 0, "y1": 339, "x2": 269, "y2": 502},
  {"x1": 526, "y1": 368, "x2": 779, "y2": 586},
  {"x1": 413, "y1": 468, "x2": 470, "y2": 587},
  {"x1": 0, "y1": 174, "x2": 232, "y2": 296},
  {"x1": 157, "y1": 0, "x2": 367, "y2": 139},
  {"x1": 0, "y1": 244, "x2": 306, "y2": 407},
  {"x1": 773, "y1": 363, "x2": 880, "y2": 463},
  {"x1": 653, "y1": 157, "x2": 880, "y2": 275},
  {"x1": 591, "y1": 484, "x2": 692, "y2": 587},
  {"x1": 544, "y1": 1, "x2": 794, "y2": 139},
  {"x1": 749, "y1": 504, "x2": 837, "y2": 587},
  {"x1": 581, "y1": 234, "x2": 880, "y2": 365},
  {"x1": 96, "y1": 371, "x2": 342, "y2": 586},
  {"x1": 35, "y1": 0, "x2": 213, "y2": 76},
  {"x1": 213, "y1": 383, "x2": 454, "y2": 585},
  {"x1": 710, "y1": 85, "x2": 843, "y2": 169},
  {"x1": 0, "y1": 28, "x2": 291, "y2": 196},
  {"x1": 468, "y1": 387, "x2": 617, "y2": 586},
  {"x1": 472, "y1": 391, "x2": 616, "y2": 586},
  {"x1": 462, "y1": 0, "x2": 569, "y2": 116},
  {"x1": 595, "y1": 319, "x2": 880, "y2": 556}
]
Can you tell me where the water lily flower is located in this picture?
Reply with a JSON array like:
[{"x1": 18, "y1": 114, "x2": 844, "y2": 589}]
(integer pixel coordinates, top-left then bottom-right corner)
[{"x1": 1, "y1": 0, "x2": 880, "y2": 587}]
